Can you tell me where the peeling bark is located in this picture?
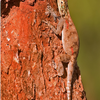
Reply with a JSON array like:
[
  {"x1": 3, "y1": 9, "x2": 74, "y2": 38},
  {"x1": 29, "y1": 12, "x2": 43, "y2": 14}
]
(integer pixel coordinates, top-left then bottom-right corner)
[{"x1": 1, "y1": 0, "x2": 87, "y2": 100}]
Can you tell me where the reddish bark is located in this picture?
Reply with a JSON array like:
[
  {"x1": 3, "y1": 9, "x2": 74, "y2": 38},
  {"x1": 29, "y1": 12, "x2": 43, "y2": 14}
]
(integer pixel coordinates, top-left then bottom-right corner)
[{"x1": 1, "y1": 0, "x2": 87, "y2": 100}]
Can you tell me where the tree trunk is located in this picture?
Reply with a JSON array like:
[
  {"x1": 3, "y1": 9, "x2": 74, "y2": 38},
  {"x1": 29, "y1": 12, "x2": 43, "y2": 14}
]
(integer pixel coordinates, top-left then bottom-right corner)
[{"x1": 1, "y1": 0, "x2": 87, "y2": 100}]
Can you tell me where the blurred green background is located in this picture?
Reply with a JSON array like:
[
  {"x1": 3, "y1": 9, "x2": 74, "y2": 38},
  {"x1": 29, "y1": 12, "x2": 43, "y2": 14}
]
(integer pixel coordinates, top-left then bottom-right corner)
[{"x1": 69, "y1": 0, "x2": 100, "y2": 100}]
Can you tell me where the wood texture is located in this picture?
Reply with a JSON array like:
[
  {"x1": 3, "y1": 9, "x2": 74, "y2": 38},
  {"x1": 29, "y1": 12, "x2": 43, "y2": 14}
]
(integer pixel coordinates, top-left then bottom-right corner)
[{"x1": 1, "y1": 0, "x2": 87, "y2": 99}]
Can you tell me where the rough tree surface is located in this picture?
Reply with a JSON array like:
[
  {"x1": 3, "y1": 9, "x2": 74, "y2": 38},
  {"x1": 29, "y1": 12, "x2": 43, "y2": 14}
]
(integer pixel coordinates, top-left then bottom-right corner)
[{"x1": 1, "y1": 0, "x2": 87, "y2": 100}]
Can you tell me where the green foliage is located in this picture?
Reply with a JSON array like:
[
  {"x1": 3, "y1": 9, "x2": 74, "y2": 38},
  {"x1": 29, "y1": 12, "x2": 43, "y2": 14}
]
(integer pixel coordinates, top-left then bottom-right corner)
[{"x1": 68, "y1": 0, "x2": 100, "y2": 100}]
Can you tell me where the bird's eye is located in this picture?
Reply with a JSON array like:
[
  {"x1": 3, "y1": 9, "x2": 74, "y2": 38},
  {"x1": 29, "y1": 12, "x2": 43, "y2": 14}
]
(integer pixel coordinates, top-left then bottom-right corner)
[{"x1": 61, "y1": 1, "x2": 63, "y2": 4}]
